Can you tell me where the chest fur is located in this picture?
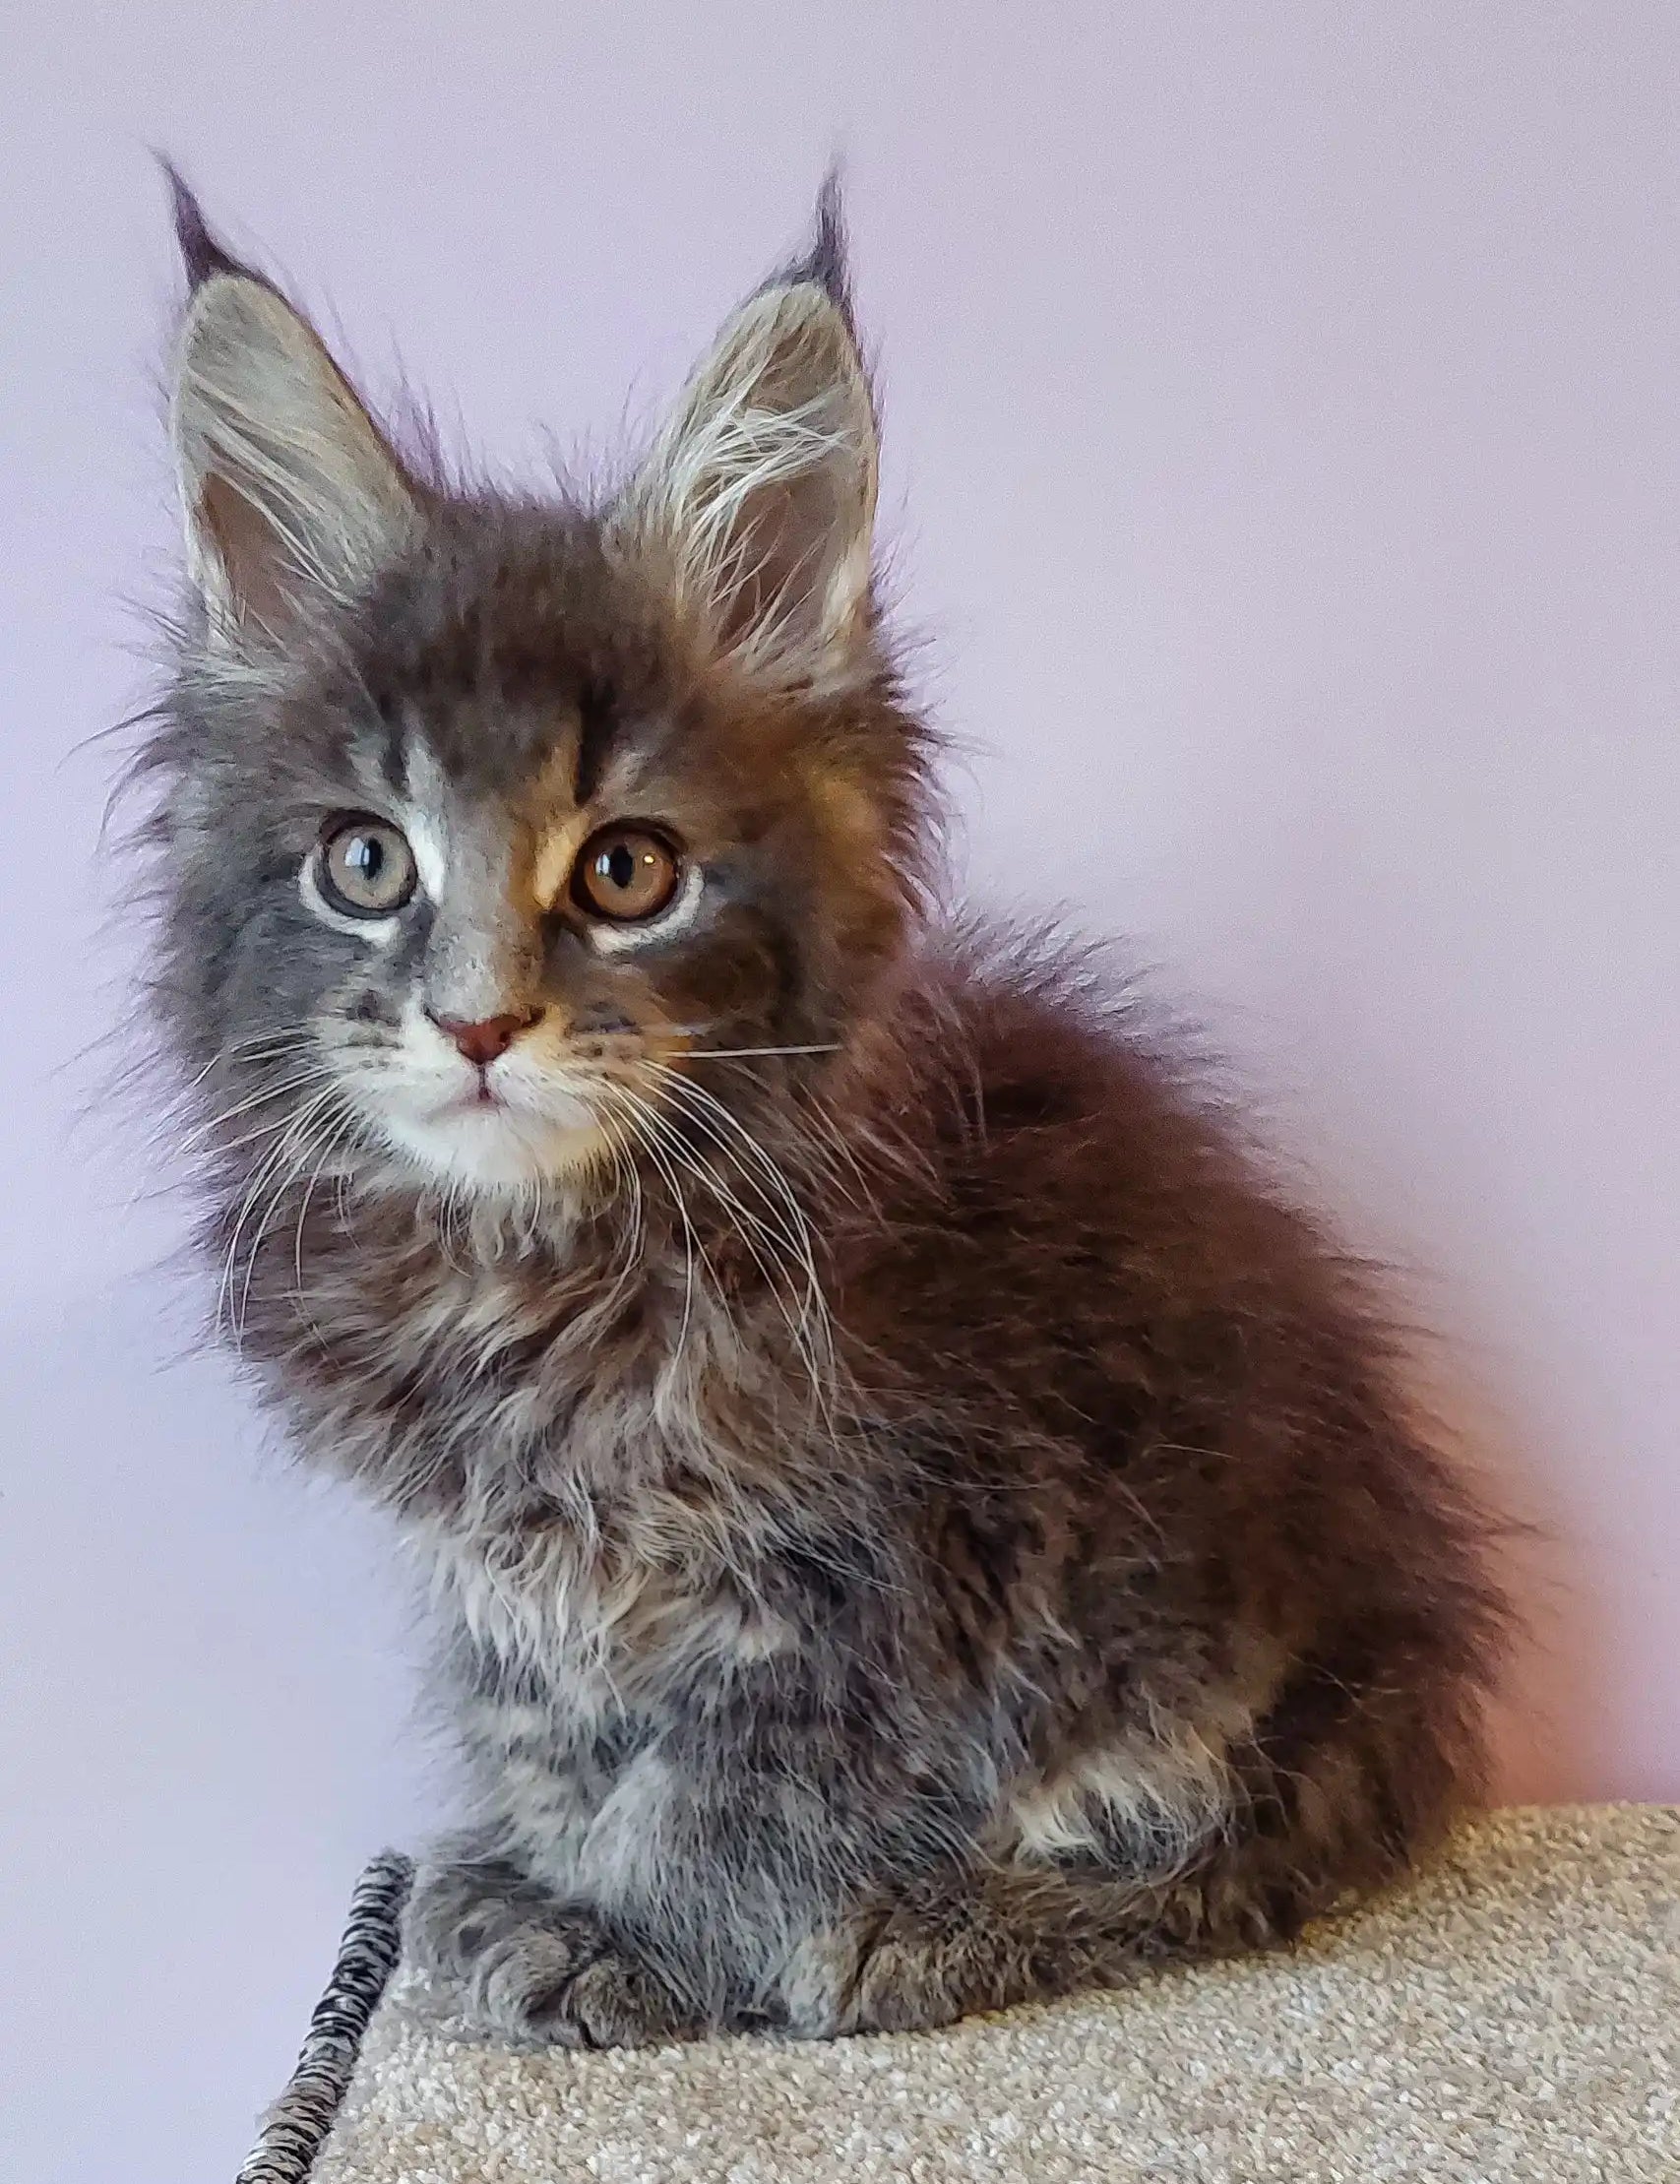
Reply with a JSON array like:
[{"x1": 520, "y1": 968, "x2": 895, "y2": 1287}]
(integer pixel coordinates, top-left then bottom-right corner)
[
  {"x1": 418, "y1": 1498, "x2": 809, "y2": 1923},
  {"x1": 415, "y1": 1494, "x2": 792, "y2": 1729}
]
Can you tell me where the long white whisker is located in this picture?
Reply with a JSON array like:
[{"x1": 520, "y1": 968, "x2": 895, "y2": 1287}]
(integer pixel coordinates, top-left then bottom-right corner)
[
  {"x1": 163, "y1": 1030, "x2": 320, "y2": 1109},
  {"x1": 799, "y1": 1087, "x2": 879, "y2": 1215},
  {"x1": 671, "y1": 1042, "x2": 842, "y2": 1061},
  {"x1": 582, "y1": 1107, "x2": 646, "y2": 1330},
  {"x1": 242, "y1": 1092, "x2": 353, "y2": 1344},
  {"x1": 282, "y1": 1104, "x2": 364, "y2": 1354},
  {"x1": 609, "y1": 1094, "x2": 705, "y2": 1330},
  {"x1": 640, "y1": 1074, "x2": 807, "y2": 1251},
  {"x1": 216, "y1": 1085, "x2": 342, "y2": 1347},
  {"x1": 624, "y1": 1086, "x2": 799, "y2": 1302},
  {"x1": 292, "y1": 1100, "x2": 360, "y2": 1299},
  {"x1": 233, "y1": 1088, "x2": 348, "y2": 1342},
  {"x1": 120, "y1": 1044, "x2": 337, "y2": 1214},
  {"x1": 623, "y1": 1070, "x2": 840, "y2": 1423},
  {"x1": 596, "y1": 1088, "x2": 712, "y2": 1372},
  {"x1": 645, "y1": 1066, "x2": 831, "y2": 1311},
  {"x1": 175, "y1": 1065, "x2": 342, "y2": 1155}
]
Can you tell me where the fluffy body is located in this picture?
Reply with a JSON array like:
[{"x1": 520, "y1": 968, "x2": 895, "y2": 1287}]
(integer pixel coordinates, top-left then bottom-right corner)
[{"x1": 139, "y1": 180, "x2": 1509, "y2": 2046}]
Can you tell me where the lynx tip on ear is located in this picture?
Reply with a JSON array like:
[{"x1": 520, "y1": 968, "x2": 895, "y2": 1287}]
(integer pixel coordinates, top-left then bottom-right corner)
[{"x1": 156, "y1": 156, "x2": 248, "y2": 290}]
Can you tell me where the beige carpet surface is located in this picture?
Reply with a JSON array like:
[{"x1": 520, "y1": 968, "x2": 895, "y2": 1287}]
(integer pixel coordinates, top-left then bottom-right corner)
[{"x1": 313, "y1": 1805, "x2": 1678, "y2": 2183}]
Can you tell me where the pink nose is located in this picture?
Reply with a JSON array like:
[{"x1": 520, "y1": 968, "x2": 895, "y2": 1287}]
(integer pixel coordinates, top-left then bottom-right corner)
[{"x1": 427, "y1": 1009, "x2": 541, "y2": 1067}]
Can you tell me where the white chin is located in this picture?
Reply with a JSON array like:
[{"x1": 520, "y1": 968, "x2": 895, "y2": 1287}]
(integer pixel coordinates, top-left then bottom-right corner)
[{"x1": 378, "y1": 1103, "x2": 606, "y2": 1193}]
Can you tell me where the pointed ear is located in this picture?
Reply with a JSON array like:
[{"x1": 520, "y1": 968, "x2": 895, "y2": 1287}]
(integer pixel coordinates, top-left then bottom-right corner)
[
  {"x1": 622, "y1": 196, "x2": 878, "y2": 688},
  {"x1": 165, "y1": 179, "x2": 417, "y2": 646}
]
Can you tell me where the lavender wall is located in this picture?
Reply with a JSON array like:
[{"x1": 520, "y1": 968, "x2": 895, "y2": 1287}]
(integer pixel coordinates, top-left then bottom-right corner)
[{"x1": 4, "y1": 6, "x2": 1677, "y2": 2179}]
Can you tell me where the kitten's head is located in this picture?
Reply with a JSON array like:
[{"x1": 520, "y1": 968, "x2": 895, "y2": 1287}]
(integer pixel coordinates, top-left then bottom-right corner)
[{"x1": 147, "y1": 177, "x2": 932, "y2": 1207}]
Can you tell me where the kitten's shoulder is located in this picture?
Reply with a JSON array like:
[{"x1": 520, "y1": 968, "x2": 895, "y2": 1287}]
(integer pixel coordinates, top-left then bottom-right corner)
[{"x1": 910, "y1": 913, "x2": 1220, "y2": 1143}]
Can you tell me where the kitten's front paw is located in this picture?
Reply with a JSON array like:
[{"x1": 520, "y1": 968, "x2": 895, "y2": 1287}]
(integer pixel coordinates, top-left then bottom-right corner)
[
  {"x1": 405, "y1": 1856, "x2": 696, "y2": 2050},
  {"x1": 533, "y1": 1946, "x2": 697, "y2": 2051}
]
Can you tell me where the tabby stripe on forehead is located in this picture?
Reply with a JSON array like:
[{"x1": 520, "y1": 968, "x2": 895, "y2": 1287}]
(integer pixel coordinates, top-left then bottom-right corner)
[
  {"x1": 574, "y1": 678, "x2": 618, "y2": 807},
  {"x1": 371, "y1": 690, "x2": 408, "y2": 799}
]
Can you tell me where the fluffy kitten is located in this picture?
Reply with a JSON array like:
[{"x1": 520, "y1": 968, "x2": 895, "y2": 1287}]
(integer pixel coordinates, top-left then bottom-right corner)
[{"x1": 138, "y1": 175, "x2": 1509, "y2": 2046}]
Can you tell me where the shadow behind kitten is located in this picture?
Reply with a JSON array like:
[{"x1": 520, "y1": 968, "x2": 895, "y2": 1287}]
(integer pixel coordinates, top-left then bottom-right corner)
[{"x1": 136, "y1": 175, "x2": 1511, "y2": 2045}]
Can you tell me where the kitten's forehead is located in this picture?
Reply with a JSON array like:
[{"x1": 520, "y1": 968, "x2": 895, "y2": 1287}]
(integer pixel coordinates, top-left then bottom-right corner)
[
  {"x1": 396, "y1": 667, "x2": 670, "y2": 809},
  {"x1": 338, "y1": 517, "x2": 701, "y2": 826}
]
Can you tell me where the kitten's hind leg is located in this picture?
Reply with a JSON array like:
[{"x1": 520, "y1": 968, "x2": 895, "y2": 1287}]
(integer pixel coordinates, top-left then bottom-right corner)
[
  {"x1": 784, "y1": 1856, "x2": 1304, "y2": 2038},
  {"x1": 789, "y1": 1654, "x2": 1483, "y2": 2037},
  {"x1": 796, "y1": 1726, "x2": 1467, "y2": 2034},
  {"x1": 404, "y1": 1845, "x2": 699, "y2": 2050}
]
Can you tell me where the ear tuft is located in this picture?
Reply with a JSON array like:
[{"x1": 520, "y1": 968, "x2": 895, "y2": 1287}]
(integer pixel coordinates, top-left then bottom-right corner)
[
  {"x1": 159, "y1": 157, "x2": 250, "y2": 291},
  {"x1": 782, "y1": 166, "x2": 852, "y2": 326}
]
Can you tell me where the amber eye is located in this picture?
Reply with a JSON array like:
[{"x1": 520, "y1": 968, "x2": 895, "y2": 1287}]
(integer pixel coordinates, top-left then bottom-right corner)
[
  {"x1": 315, "y1": 815, "x2": 418, "y2": 918},
  {"x1": 571, "y1": 826, "x2": 683, "y2": 923}
]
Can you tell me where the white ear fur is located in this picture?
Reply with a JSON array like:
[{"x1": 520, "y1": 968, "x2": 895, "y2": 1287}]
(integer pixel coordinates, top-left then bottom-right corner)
[
  {"x1": 624, "y1": 281, "x2": 878, "y2": 687},
  {"x1": 171, "y1": 275, "x2": 415, "y2": 645}
]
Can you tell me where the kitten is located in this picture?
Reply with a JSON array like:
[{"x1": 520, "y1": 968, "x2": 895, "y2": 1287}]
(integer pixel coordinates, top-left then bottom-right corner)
[{"x1": 138, "y1": 173, "x2": 1509, "y2": 2047}]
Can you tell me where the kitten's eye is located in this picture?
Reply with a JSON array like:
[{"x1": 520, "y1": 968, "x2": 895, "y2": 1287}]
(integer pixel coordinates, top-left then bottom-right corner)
[
  {"x1": 316, "y1": 816, "x2": 417, "y2": 918},
  {"x1": 571, "y1": 827, "x2": 683, "y2": 923}
]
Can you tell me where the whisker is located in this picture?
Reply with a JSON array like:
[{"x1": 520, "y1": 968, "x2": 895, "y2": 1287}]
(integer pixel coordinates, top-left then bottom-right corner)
[
  {"x1": 799, "y1": 1087, "x2": 881, "y2": 1216},
  {"x1": 670, "y1": 1042, "x2": 842, "y2": 1061},
  {"x1": 172, "y1": 1065, "x2": 342, "y2": 1156},
  {"x1": 228, "y1": 1091, "x2": 344, "y2": 1337},
  {"x1": 577, "y1": 1107, "x2": 646, "y2": 1333},
  {"x1": 216, "y1": 1085, "x2": 342, "y2": 1347},
  {"x1": 595, "y1": 1087, "x2": 715, "y2": 1374},
  {"x1": 248, "y1": 1090, "x2": 358, "y2": 1338},
  {"x1": 124, "y1": 1032, "x2": 328, "y2": 1171},
  {"x1": 645, "y1": 1065, "x2": 829, "y2": 1275},
  {"x1": 624, "y1": 1067, "x2": 842, "y2": 1427},
  {"x1": 292, "y1": 1101, "x2": 360, "y2": 1299},
  {"x1": 621, "y1": 1085, "x2": 800, "y2": 1300},
  {"x1": 641, "y1": 1075, "x2": 807, "y2": 1248}
]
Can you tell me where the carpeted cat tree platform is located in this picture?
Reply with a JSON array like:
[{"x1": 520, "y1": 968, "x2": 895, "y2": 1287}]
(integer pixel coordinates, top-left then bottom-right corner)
[{"x1": 238, "y1": 1805, "x2": 1677, "y2": 2183}]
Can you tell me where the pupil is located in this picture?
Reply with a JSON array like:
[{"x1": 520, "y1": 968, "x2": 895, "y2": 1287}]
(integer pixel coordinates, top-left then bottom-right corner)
[
  {"x1": 353, "y1": 837, "x2": 383, "y2": 881},
  {"x1": 605, "y1": 844, "x2": 636, "y2": 890}
]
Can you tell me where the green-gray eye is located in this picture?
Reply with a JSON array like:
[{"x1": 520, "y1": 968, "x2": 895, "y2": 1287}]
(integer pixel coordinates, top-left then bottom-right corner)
[{"x1": 316, "y1": 816, "x2": 417, "y2": 917}]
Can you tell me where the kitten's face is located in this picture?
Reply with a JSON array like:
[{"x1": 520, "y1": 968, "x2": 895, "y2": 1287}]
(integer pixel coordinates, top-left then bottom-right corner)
[
  {"x1": 180, "y1": 520, "x2": 909, "y2": 1200},
  {"x1": 301, "y1": 695, "x2": 707, "y2": 1196},
  {"x1": 156, "y1": 189, "x2": 925, "y2": 1208}
]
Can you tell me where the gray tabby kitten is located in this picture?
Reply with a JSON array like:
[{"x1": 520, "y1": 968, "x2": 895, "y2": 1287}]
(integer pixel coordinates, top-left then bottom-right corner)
[{"x1": 138, "y1": 175, "x2": 1509, "y2": 2047}]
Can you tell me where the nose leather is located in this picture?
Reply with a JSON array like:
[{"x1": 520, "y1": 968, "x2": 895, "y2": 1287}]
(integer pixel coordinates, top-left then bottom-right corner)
[{"x1": 427, "y1": 1009, "x2": 541, "y2": 1067}]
